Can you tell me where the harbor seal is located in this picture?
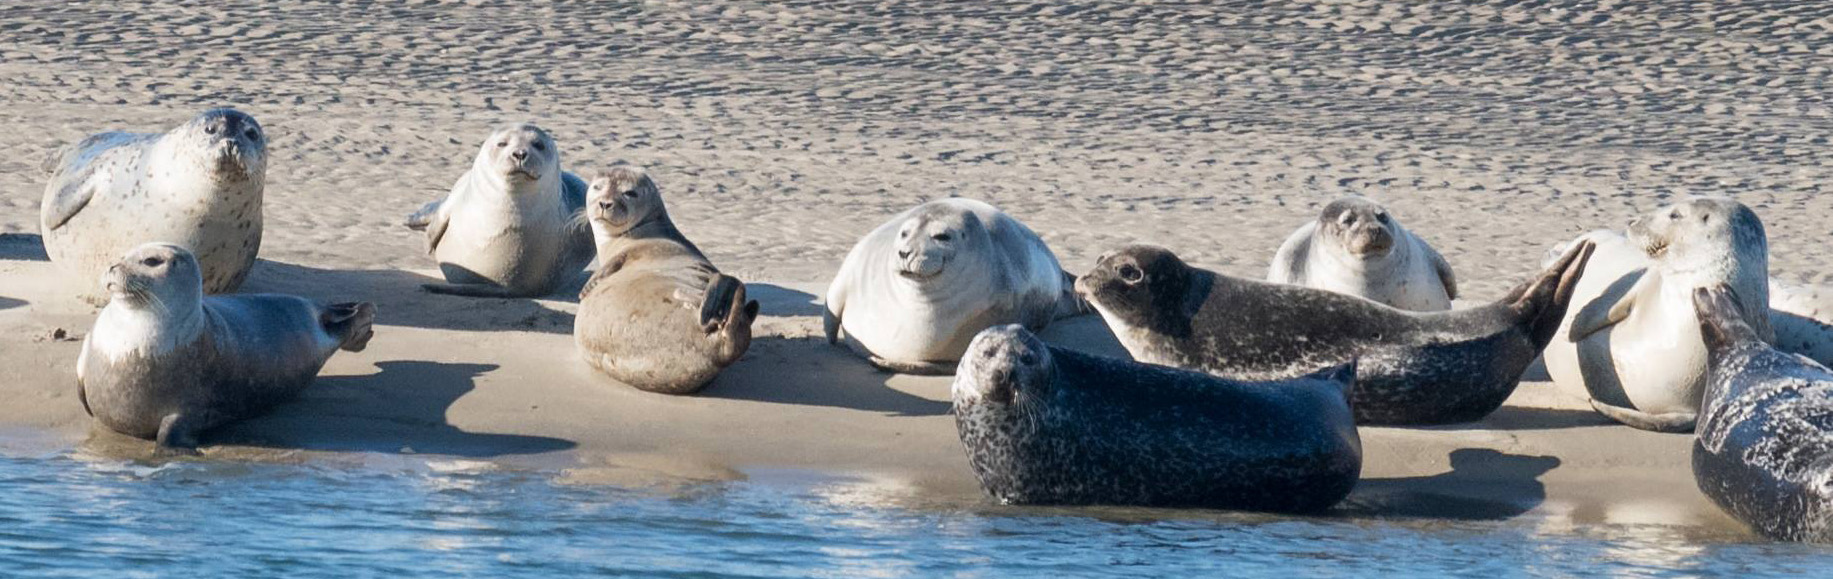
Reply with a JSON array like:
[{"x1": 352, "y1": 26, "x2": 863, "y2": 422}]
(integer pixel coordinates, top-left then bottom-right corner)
[
  {"x1": 1074, "y1": 240, "x2": 1593, "y2": 425},
  {"x1": 823, "y1": 198, "x2": 1085, "y2": 375},
  {"x1": 404, "y1": 123, "x2": 592, "y2": 297},
  {"x1": 1692, "y1": 285, "x2": 1833, "y2": 542},
  {"x1": 575, "y1": 167, "x2": 758, "y2": 395},
  {"x1": 1770, "y1": 280, "x2": 1833, "y2": 368},
  {"x1": 952, "y1": 324, "x2": 1361, "y2": 512},
  {"x1": 77, "y1": 243, "x2": 375, "y2": 449},
  {"x1": 1544, "y1": 197, "x2": 1774, "y2": 432},
  {"x1": 1268, "y1": 197, "x2": 1457, "y2": 311},
  {"x1": 41, "y1": 108, "x2": 267, "y2": 297}
]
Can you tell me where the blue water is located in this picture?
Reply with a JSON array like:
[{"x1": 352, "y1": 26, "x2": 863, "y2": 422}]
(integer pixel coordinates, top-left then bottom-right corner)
[{"x1": 1, "y1": 453, "x2": 1830, "y2": 578}]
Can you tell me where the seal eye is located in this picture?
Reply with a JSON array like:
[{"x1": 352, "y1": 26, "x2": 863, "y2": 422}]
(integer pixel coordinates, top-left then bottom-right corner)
[
  {"x1": 1375, "y1": 213, "x2": 1389, "y2": 224},
  {"x1": 205, "y1": 125, "x2": 218, "y2": 135},
  {"x1": 244, "y1": 127, "x2": 260, "y2": 140},
  {"x1": 1118, "y1": 264, "x2": 1143, "y2": 283},
  {"x1": 497, "y1": 141, "x2": 508, "y2": 148},
  {"x1": 1669, "y1": 211, "x2": 1681, "y2": 220},
  {"x1": 933, "y1": 233, "x2": 952, "y2": 242},
  {"x1": 533, "y1": 141, "x2": 547, "y2": 152},
  {"x1": 622, "y1": 189, "x2": 640, "y2": 199},
  {"x1": 141, "y1": 257, "x2": 165, "y2": 268},
  {"x1": 1019, "y1": 353, "x2": 1038, "y2": 366}
]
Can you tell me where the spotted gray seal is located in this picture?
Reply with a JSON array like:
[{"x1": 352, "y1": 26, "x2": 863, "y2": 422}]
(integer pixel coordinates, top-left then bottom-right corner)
[
  {"x1": 1269, "y1": 197, "x2": 1457, "y2": 311},
  {"x1": 404, "y1": 123, "x2": 592, "y2": 297},
  {"x1": 77, "y1": 243, "x2": 375, "y2": 449},
  {"x1": 1074, "y1": 240, "x2": 1593, "y2": 425},
  {"x1": 574, "y1": 167, "x2": 758, "y2": 395},
  {"x1": 951, "y1": 324, "x2": 1361, "y2": 512},
  {"x1": 41, "y1": 108, "x2": 267, "y2": 297},
  {"x1": 823, "y1": 198, "x2": 1085, "y2": 375},
  {"x1": 1692, "y1": 285, "x2": 1833, "y2": 542}
]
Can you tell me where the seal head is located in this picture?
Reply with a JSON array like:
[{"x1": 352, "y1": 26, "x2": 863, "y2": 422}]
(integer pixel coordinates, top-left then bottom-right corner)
[{"x1": 1318, "y1": 197, "x2": 1396, "y2": 259}]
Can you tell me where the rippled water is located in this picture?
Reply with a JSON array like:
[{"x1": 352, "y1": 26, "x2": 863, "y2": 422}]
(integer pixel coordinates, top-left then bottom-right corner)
[{"x1": 1, "y1": 454, "x2": 1830, "y2": 578}]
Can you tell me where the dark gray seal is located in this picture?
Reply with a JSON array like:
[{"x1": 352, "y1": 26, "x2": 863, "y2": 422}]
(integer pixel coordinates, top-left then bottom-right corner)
[
  {"x1": 1693, "y1": 285, "x2": 1833, "y2": 542},
  {"x1": 952, "y1": 325, "x2": 1361, "y2": 512},
  {"x1": 77, "y1": 243, "x2": 375, "y2": 449},
  {"x1": 1075, "y1": 240, "x2": 1594, "y2": 425}
]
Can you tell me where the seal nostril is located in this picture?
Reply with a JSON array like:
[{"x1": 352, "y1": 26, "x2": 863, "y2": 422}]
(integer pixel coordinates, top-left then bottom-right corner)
[
  {"x1": 511, "y1": 149, "x2": 528, "y2": 161},
  {"x1": 897, "y1": 250, "x2": 912, "y2": 260}
]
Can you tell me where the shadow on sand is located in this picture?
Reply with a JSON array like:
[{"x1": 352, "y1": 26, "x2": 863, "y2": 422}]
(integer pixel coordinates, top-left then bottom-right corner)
[
  {"x1": 1341, "y1": 448, "x2": 1561, "y2": 520},
  {"x1": 242, "y1": 260, "x2": 580, "y2": 335},
  {"x1": 707, "y1": 336, "x2": 953, "y2": 416},
  {"x1": 0, "y1": 296, "x2": 24, "y2": 311},
  {"x1": 0, "y1": 233, "x2": 48, "y2": 261},
  {"x1": 748, "y1": 283, "x2": 824, "y2": 317}
]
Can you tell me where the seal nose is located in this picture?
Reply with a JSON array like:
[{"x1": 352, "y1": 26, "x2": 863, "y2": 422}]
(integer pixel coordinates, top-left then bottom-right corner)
[
  {"x1": 598, "y1": 200, "x2": 614, "y2": 211},
  {"x1": 511, "y1": 149, "x2": 529, "y2": 162},
  {"x1": 897, "y1": 249, "x2": 912, "y2": 260}
]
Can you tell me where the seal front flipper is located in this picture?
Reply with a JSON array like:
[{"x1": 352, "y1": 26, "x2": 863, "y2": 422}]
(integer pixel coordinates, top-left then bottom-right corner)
[
  {"x1": 42, "y1": 160, "x2": 103, "y2": 231},
  {"x1": 1589, "y1": 399, "x2": 1696, "y2": 433},
  {"x1": 321, "y1": 302, "x2": 377, "y2": 352},
  {"x1": 155, "y1": 412, "x2": 208, "y2": 452},
  {"x1": 1426, "y1": 243, "x2": 1459, "y2": 301},
  {"x1": 1571, "y1": 266, "x2": 1648, "y2": 343},
  {"x1": 403, "y1": 198, "x2": 442, "y2": 231}
]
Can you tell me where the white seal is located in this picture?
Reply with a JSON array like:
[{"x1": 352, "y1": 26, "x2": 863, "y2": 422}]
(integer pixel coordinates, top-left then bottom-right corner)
[
  {"x1": 404, "y1": 123, "x2": 591, "y2": 297},
  {"x1": 1268, "y1": 197, "x2": 1457, "y2": 311},
  {"x1": 823, "y1": 198, "x2": 1084, "y2": 375},
  {"x1": 41, "y1": 108, "x2": 267, "y2": 297}
]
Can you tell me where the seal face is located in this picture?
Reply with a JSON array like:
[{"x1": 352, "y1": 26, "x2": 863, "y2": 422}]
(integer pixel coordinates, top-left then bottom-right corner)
[
  {"x1": 574, "y1": 167, "x2": 758, "y2": 395},
  {"x1": 1268, "y1": 197, "x2": 1458, "y2": 311},
  {"x1": 1076, "y1": 241, "x2": 1593, "y2": 425},
  {"x1": 41, "y1": 108, "x2": 267, "y2": 296},
  {"x1": 1545, "y1": 197, "x2": 1774, "y2": 432},
  {"x1": 403, "y1": 123, "x2": 593, "y2": 297},
  {"x1": 823, "y1": 198, "x2": 1084, "y2": 375},
  {"x1": 77, "y1": 243, "x2": 375, "y2": 449},
  {"x1": 951, "y1": 325, "x2": 1361, "y2": 512},
  {"x1": 1691, "y1": 285, "x2": 1833, "y2": 542}
]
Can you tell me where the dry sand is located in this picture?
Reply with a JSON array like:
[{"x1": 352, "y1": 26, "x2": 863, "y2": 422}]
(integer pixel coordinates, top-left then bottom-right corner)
[{"x1": 5, "y1": 0, "x2": 1832, "y2": 536}]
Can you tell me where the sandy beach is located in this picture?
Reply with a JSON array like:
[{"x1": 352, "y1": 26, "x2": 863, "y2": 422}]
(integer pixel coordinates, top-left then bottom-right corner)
[{"x1": 4, "y1": 0, "x2": 1832, "y2": 538}]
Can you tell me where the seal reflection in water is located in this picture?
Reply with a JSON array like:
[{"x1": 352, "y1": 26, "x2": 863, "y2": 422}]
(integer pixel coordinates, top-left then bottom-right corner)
[
  {"x1": 574, "y1": 167, "x2": 758, "y2": 395},
  {"x1": 951, "y1": 325, "x2": 1361, "y2": 512},
  {"x1": 77, "y1": 243, "x2": 375, "y2": 449},
  {"x1": 1077, "y1": 241, "x2": 1594, "y2": 425},
  {"x1": 1693, "y1": 285, "x2": 1833, "y2": 542},
  {"x1": 41, "y1": 108, "x2": 267, "y2": 297}
]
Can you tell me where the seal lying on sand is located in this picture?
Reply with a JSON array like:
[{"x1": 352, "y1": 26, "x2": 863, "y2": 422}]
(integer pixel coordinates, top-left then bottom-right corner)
[
  {"x1": 824, "y1": 198, "x2": 1085, "y2": 375},
  {"x1": 1692, "y1": 285, "x2": 1833, "y2": 542},
  {"x1": 1269, "y1": 197, "x2": 1457, "y2": 311},
  {"x1": 404, "y1": 123, "x2": 592, "y2": 297},
  {"x1": 77, "y1": 243, "x2": 374, "y2": 449},
  {"x1": 42, "y1": 108, "x2": 267, "y2": 297},
  {"x1": 1543, "y1": 198, "x2": 1774, "y2": 432},
  {"x1": 952, "y1": 325, "x2": 1361, "y2": 512},
  {"x1": 575, "y1": 167, "x2": 758, "y2": 395},
  {"x1": 1076, "y1": 241, "x2": 1593, "y2": 425}
]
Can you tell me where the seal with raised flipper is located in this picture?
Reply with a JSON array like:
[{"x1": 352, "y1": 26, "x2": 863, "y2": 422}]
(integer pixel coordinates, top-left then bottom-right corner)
[
  {"x1": 1268, "y1": 196, "x2": 1457, "y2": 311},
  {"x1": 952, "y1": 324, "x2": 1361, "y2": 512},
  {"x1": 77, "y1": 243, "x2": 375, "y2": 449},
  {"x1": 1074, "y1": 240, "x2": 1593, "y2": 425},
  {"x1": 823, "y1": 198, "x2": 1085, "y2": 375},
  {"x1": 574, "y1": 167, "x2": 758, "y2": 395},
  {"x1": 41, "y1": 108, "x2": 267, "y2": 297},
  {"x1": 1691, "y1": 284, "x2": 1833, "y2": 542},
  {"x1": 404, "y1": 123, "x2": 592, "y2": 297}
]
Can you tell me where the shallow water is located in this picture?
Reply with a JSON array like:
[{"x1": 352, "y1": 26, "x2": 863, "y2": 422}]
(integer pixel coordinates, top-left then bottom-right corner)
[{"x1": 0, "y1": 454, "x2": 1830, "y2": 577}]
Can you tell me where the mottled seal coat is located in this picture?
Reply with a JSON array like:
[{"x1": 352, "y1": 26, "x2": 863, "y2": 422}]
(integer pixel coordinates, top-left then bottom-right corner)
[
  {"x1": 41, "y1": 108, "x2": 267, "y2": 296},
  {"x1": 824, "y1": 198, "x2": 1084, "y2": 375},
  {"x1": 574, "y1": 167, "x2": 758, "y2": 395},
  {"x1": 1075, "y1": 241, "x2": 1593, "y2": 425},
  {"x1": 1269, "y1": 197, "x2": 1458, "y2": 311},
  {"x1": 77, "y1": 244, "x2": 374, "y2": 449},
  {"x1": 1545, "y1": 198, "x2": 1774, "y2": 432},
  {"x1": 951, "y1": 325, "x2": 1361, "y2": 512},
  {"x1": 1692, "y1": 285, "x2": 1833, "y2": 542},
  {"x1": 404, "y1": 123, "x2": 592, "y2": 297}
]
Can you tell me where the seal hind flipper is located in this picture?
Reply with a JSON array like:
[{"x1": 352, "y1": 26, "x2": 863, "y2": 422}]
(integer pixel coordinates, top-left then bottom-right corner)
[
  {"x1": 321, "y1": 302, "x2": 377, "y2": 353},
  {"x1": 697, "y1": 274, "x2": 757, "y2": 333},
  {"x1": 1508, "y1": 240, "x2": 1595, "y2": 348},
  {"x1": 1590, "y1": 399, "x2": 1696, "y2": 433}
]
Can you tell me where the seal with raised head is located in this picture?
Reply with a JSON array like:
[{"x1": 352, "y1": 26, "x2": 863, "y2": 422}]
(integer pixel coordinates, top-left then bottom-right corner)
[
  {"x1": 1543, "y1": 197, "x2": 1774, "y2": 432},
  {"x1": 952, "y1": 324, "x2": 1361, "y2": 512},
  {"x1": 404, "y1": 123, "x2": 592, "y2": 297},
  {"x1": 824, "y1": 198, "x2": 1084, "y2": 375},
  {"x1": 1075, "y1": 240, "x2": 1593, "y2": 425},
  {"x1": 575, "y1": 167, "x2": 758, "y2": 395},
  {"x1": 1268, "y1": 197, "x2": 1458, "y2": 311},
  {"x1": 1691, "y1": 285, "x2": 1833, "y2": 542},
  {"x1": 41, "y1": 108, "x2": 267, "y2": 297},
  {"x1": 77, "y1": 243, "x2": 375, "y2": 449}
]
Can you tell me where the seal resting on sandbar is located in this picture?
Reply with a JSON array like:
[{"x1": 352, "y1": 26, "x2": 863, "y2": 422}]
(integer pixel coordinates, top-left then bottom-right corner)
[
  {"x1": 1268, "y1": 196, "x2": 1457, "y2": 311},
  {"x1": 824, "y1": 198, "x2": 1085, "y2": 375},
  {"x1": 952, "y1": 325, "x2": 1361, "y2": 512},
  {"x1": 1692, "y1": 285, "x2": 1833, "y2": 542},
  {"x1": 404, "y1": 122, "x2": 592, "y2": 297},
  {"x1": 77, "y1": 243, "x2": 375, "y2": 449},
  {"x1": 574, "y1": 167, "x2": 758, "y2": 395},
  {"x1": 1075, "y1": 240, "x2": 1594, "y2": 425},
  {"x1": 41, "y1": 108, "x2": 267, "y2": 297}
]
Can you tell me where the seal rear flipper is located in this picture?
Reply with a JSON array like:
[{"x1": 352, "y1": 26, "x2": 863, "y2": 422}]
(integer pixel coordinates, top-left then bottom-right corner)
[
  {"x1": 698, "y1": 275, "x2": 758, "y2": 333},
  {"x1": 1509, "y1": 240, "x2": 1595, "y2": 348},
  {"x1": 321, "y1": 302, "x2": 377, "y2": 353},
  {"x1": 1590, "y1": 399, "x2": 1696, "y2": 433}
]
